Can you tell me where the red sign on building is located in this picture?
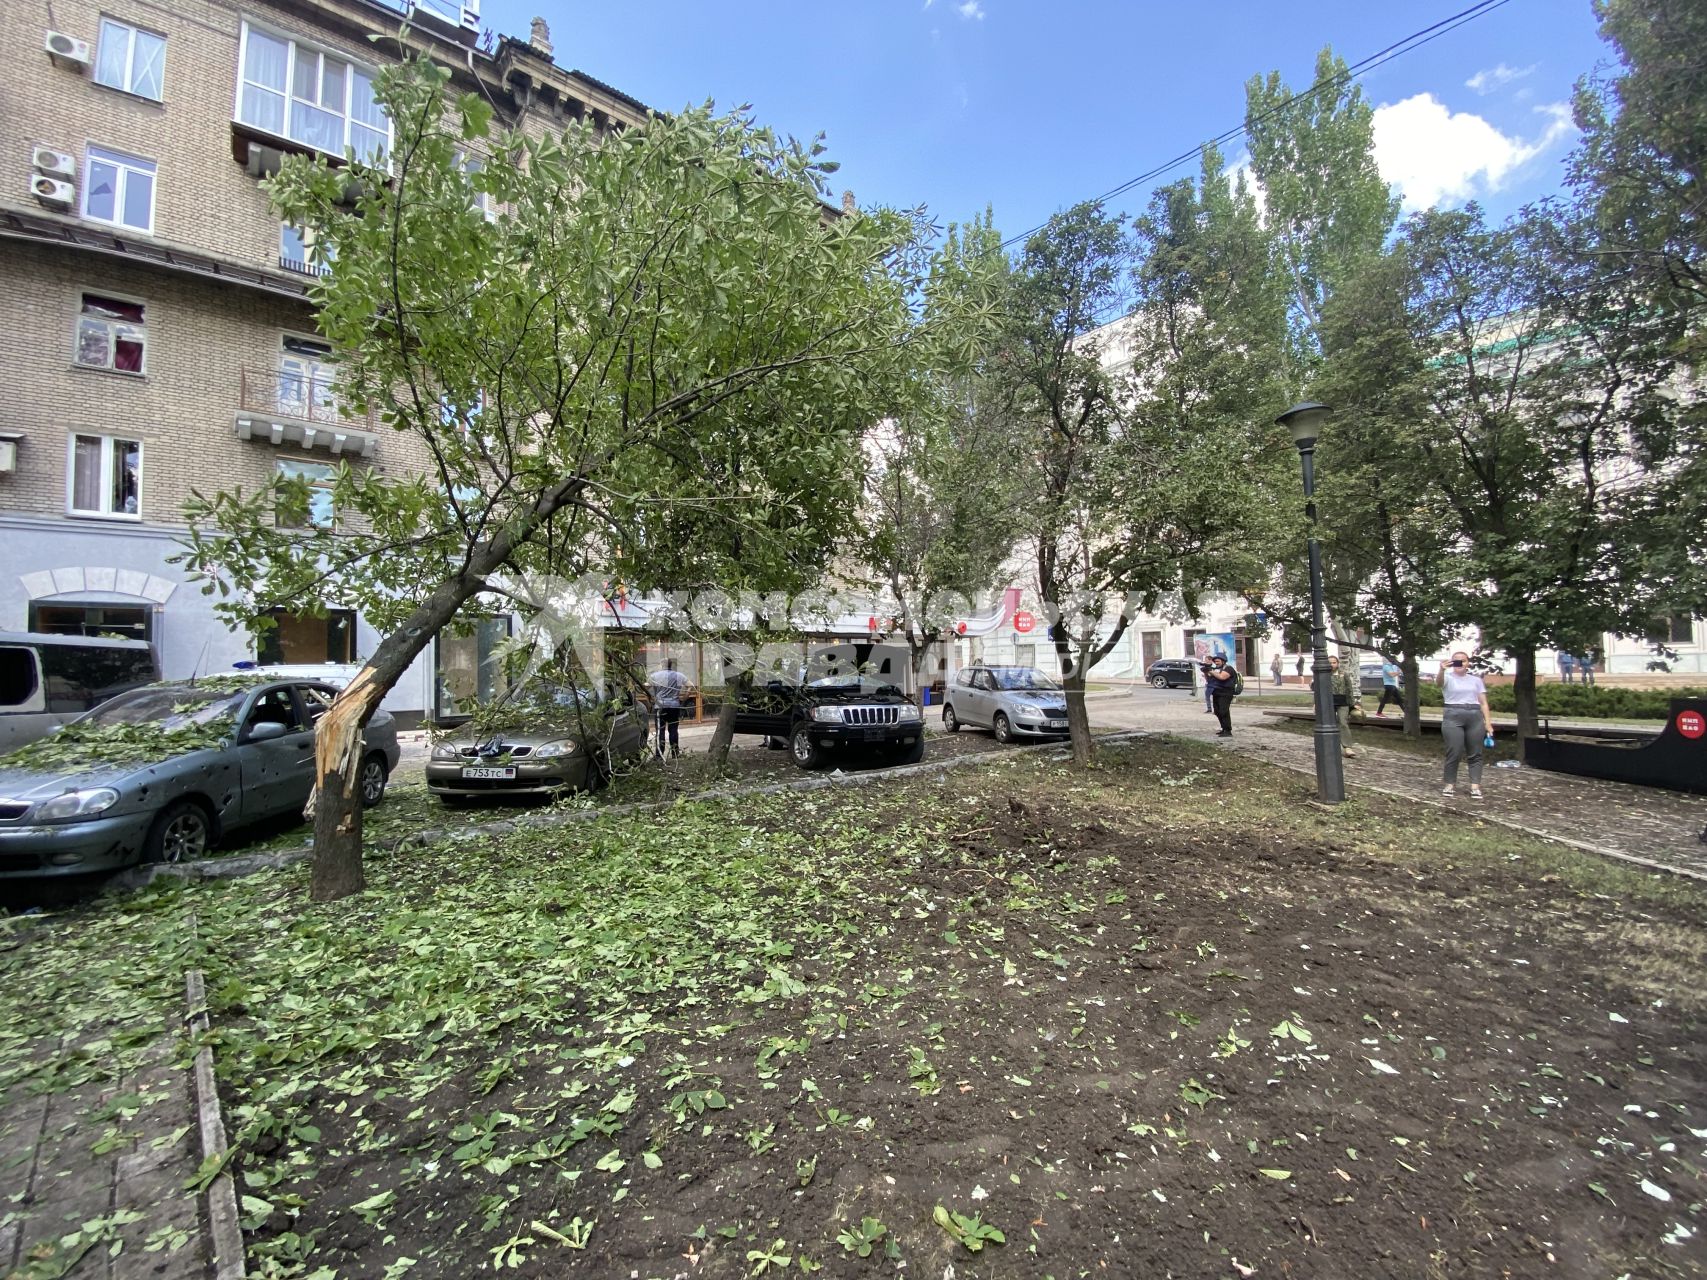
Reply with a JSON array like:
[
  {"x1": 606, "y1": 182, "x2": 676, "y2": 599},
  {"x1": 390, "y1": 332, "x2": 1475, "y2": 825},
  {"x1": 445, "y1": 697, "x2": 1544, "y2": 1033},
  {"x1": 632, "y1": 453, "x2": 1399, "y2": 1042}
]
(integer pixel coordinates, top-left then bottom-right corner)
[{"x1": 1013, "y1": 610, "x2": 1035, "y2": 634}]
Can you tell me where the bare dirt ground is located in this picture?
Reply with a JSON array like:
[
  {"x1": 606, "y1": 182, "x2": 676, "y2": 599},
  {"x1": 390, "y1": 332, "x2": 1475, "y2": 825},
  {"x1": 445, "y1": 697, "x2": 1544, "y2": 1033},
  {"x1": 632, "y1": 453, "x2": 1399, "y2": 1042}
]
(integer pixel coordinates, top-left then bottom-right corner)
[{"x1": 4, "y1": 736, "x2": 1703, "y2": 1279}]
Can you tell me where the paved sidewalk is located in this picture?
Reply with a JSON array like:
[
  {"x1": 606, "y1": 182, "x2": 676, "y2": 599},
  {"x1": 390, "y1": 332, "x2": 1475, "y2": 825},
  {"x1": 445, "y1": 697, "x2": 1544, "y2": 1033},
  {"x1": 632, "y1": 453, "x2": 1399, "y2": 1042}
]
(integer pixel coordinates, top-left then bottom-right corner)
[
  {"x1": 1085, "y1": 689, "x2": 1707, "y2": 880},
  {"x1": 0, "y1": 1027, "x2": 208, "y2": 1279}
]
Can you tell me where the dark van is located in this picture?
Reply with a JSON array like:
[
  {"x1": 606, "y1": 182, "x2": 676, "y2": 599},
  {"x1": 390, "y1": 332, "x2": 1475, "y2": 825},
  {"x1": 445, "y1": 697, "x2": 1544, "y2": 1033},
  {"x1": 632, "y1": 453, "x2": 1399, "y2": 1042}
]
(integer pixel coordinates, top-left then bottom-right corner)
[{"x1": 0, "y1": 632, "x2": 159, "y2": 754}]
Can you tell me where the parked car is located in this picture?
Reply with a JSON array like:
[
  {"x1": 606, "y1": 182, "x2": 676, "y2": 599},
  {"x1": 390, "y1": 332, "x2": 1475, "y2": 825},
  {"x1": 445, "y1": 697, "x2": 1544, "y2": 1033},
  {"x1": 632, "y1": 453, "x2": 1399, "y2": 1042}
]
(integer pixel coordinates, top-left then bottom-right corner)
[
  {"x1": 942, "y1": 666, "x2": 1069, "y2": 743},
  {"x1": 731, "y1": 665, "x2": 924, "y2": 770},
  {"x1": 0, "y1": 677, "x2": 398, "y2": 879},
  {"x1": 1145, "y1": 658, "x2": 1199, "y2": 689},
  {"x1": 426, "y1": 685, "x2": 647, "y2": 804},
  {"x1": 0, "y1": 632, "x2": 158, "y2": 754}
]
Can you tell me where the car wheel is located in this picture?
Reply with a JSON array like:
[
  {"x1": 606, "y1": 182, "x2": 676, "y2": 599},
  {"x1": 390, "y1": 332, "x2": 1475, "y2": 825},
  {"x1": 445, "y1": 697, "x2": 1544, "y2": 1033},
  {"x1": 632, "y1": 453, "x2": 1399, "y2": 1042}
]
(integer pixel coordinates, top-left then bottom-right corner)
[
  {"x1": 789, "y1": 723, "x2": 826, "y2": 771},
  {"x1": 943, "y1": 704, "x2": 960, "y2": 733},
  {"x1": 146, "y1": 799, "x2": 213, "y2": 865},
  {"x1": 586, "y1": 753, "x2": 611, "y2": 791},
  {"x1": 993, "y1": 712, "x2": 1014, "y2": 745},
  {"x1": 359, "y1": 753, "x2": 389, "y2": 809},
  {"x1": 889, "y1": 736, "x2": 926, "y2": 766},
  {"x1": 1150, "y1": 675, "x2": 1168, "y2": 688}
]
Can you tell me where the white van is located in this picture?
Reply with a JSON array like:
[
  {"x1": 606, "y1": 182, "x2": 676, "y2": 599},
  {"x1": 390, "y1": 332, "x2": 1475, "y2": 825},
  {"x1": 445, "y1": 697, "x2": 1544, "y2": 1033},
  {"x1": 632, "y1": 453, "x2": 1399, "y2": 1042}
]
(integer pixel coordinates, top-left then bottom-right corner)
[{"x1": 0, "y1": 632, "x2": 159, "y2": 754}]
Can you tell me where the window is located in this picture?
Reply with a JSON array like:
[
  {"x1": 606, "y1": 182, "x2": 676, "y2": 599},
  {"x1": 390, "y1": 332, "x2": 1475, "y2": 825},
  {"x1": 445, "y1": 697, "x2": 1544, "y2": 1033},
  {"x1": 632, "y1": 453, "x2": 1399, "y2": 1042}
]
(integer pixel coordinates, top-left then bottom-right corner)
[
  {"x1": 258, "y1": 608, "x2": 356, "y2": 664},
  {"x1": 29, "y1": 602, "x2": 152, "y2": 642},
  {"x1": 75, "y1": 294, "x2": 146, "y2": 373},
  {"x1": 279, "y1": 224, "x2": 333, "y2": 275},
  {"x1": 278, "y1": 334, "x2": 336, "y2": 416},
  {"x1": 1654, "y1": 616, "x2": 1698, "y2": 645},
  {"x1": 299, "y1": 684, "x2": 335, "y2": 723},
  {"x1": 82, "y1": 146, "x2": 155, "y2": 232},
  {"x1": 0, "y1": 647, "x2": 42, "y2": 710},
  {"x1": 457, "y1": 151, "x2": 491, "y2": 218},
  {"x1": 94, "y1": 19, "x2": 166, "y2": 99},
  {"x1": 276, "y1": 460, "x2": 335, "y2": 528},
  {"x1": 68, "y1": 434, "x2": 141, "y2": 518},
  {"x1": 237, "y1": 23, "x2": 389, "y2": 163}
]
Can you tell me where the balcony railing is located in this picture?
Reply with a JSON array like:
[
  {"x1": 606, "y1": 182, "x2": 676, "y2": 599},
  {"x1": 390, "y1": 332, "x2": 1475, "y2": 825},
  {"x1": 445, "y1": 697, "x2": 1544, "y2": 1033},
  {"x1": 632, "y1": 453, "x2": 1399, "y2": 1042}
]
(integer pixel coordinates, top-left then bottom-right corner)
[{"x1": 239, "y1": 368, "x2": 376, "y2": 431}]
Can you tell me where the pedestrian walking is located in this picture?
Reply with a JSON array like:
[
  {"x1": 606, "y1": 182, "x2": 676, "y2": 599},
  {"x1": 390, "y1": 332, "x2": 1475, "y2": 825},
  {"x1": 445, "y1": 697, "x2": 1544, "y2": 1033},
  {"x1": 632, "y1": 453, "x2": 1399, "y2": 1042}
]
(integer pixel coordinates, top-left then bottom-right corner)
[
  {"x1": 1206, "y1": 654, "x2": 1239, "y2": 737},
  {"x1": 1295, "y1": 654, "x2": 1306, "y2": 680},
  {"x1": 1374, "y1": 656, "x2": 1403, "y2": 717},
  {"x1": 1437, "y1": 650, "x2": 1494, "y2": 799},
  {"x1": 1578, "y1": 650, "x2": 1597, "y2": 687},
  {"x1": 1329, "y1": 655, "x2": 1360, "y2": 758},
  {"x1": 648, "y1": 657, "x2": 691, "y2": 759},
  {"x1": 1270, "y1": 654, "x2": 1284, "y2": 687},
  {"x1": 1558, "y1": 651, "x2": 1575, "y2": 684}
]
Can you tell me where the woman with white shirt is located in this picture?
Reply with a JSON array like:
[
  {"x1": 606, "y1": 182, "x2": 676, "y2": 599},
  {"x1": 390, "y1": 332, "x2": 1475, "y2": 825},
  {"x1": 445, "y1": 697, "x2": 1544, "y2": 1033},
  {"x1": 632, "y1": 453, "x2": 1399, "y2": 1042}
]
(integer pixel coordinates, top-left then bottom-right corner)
[{"x1": 1437, "y1": 651, "x2": 1494, "y2": 799}]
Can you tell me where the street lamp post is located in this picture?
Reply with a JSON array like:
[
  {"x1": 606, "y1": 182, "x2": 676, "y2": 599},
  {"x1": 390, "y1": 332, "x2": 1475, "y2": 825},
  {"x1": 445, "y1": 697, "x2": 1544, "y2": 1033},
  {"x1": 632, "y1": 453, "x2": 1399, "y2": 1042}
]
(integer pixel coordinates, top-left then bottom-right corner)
[{"x1": 1275, "y1": 401, "x2": 1345, "y2": 804}]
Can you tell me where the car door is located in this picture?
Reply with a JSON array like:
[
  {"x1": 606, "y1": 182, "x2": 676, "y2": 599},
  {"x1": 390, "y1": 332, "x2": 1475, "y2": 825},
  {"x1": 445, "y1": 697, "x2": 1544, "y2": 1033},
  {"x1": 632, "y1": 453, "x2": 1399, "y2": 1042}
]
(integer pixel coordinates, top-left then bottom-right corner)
[
  {"x1": 959, "y1": 669, "x2": 991, "y2": 725},
  {"x1": 235, "y1": 685, "x2": 314, "y2": 823},
  {"x1": 734, "y1": 675, "x2": 796, "y2": 738},
  {"x1": 0, "y1": 645, "x2": 52, "y2": 753}
]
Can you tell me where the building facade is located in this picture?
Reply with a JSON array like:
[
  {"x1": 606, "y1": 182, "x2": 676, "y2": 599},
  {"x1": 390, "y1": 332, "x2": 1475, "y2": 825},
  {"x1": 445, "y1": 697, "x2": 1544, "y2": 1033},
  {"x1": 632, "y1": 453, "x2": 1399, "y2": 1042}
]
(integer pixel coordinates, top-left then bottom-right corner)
[{"x1": 0, "y1": 0, "x2": 648, "y2": 723}]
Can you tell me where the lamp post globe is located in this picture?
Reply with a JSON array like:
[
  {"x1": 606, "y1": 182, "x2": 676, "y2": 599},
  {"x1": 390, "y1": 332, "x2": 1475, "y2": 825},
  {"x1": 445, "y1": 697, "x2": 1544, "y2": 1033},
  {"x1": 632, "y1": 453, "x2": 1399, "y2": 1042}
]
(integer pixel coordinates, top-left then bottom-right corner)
[
  {"x1": 1276, "y1": 401, "x2": 1332, "y2": 451},
  {"x1": 1276, "y1": 400, "x2": 1345, "y2": 803}
]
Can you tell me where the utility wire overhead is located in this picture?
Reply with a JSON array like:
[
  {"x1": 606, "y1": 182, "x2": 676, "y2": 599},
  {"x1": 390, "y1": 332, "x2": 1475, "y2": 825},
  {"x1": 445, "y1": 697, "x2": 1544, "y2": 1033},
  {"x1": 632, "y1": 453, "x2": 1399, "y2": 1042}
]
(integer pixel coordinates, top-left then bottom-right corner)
[{"x1": 1000, "y1": 0, "x2": 1516, "y2": 252}]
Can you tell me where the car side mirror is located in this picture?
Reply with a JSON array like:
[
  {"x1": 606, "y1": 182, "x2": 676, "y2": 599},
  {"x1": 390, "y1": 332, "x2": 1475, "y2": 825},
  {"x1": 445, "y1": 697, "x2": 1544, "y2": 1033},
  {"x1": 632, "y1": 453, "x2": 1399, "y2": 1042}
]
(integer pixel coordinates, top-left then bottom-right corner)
[{"x1": 245, "y1": 720, "x2": 290, "y2": 742}]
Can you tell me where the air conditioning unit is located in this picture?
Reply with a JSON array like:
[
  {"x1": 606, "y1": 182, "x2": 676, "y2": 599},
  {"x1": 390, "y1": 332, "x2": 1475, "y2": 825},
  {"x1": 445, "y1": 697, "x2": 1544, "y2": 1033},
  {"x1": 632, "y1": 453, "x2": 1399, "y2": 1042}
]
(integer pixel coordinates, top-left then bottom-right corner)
[
  {"x1": 407, "y1": 0, "x2": 480, "y2": 34},
  {"x1": 31, "y1": 175, "x2": 75, "y2": 210},
  {"x1": 31, "y1": 146, "x2": 76, "y2": 181},
  {"x1": 44, "y1": 31, "x2": 92, "y2": 72}
]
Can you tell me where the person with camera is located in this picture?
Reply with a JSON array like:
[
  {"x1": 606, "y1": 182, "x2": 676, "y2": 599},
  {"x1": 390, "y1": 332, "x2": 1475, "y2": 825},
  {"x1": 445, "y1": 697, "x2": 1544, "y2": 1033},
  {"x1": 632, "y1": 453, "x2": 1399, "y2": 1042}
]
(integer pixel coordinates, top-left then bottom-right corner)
[
  {"x1": 1205, "y1": 654, "x2": 1239, "y2": 737},
  {"x1": 1436, "y1": 650, "x2": 1494, "y2": 799}
]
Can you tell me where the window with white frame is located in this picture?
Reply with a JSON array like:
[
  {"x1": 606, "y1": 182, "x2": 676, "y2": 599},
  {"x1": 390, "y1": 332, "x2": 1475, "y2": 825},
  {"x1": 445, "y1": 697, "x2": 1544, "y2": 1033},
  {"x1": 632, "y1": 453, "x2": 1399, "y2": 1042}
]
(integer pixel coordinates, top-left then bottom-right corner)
[
  {"x1": 94, "y1": 19, "x2": 166, "y2": 99},
  {"x1": 279, "y1": 224, "x2": 334, "y2": 275},
  {"x1": 68, "y1": 434, "x2": 141, "y2": 518},
  {"x1": 82, "y1": 146, "x2": 156, "y2": 232},
  {"x1": 456, "y1": 151, "x2": 491, "y2": 218},
  {"x1": 275, "y1": 460, "x2": 336, "y2": 528},
  {"x1": 236, "y1": 23, "x2": 390, "y2": 163},
  {"x1": 74, "y1": 294, "x2": 147, "y2": 374}
]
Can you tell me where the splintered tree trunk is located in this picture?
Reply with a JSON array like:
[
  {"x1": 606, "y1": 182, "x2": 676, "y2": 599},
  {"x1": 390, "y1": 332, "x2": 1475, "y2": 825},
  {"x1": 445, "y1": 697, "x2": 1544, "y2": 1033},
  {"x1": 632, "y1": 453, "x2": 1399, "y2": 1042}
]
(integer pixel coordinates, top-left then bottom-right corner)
[
  {"x1": 1512, "y1": 647, "x2": 1539, "y2": 761},
  {"x1": 309, "y1": 665, "x2": 388, "y2": 901},
  {"x1": 705, "y1": 670, "x2": 750, "y2": 774}
]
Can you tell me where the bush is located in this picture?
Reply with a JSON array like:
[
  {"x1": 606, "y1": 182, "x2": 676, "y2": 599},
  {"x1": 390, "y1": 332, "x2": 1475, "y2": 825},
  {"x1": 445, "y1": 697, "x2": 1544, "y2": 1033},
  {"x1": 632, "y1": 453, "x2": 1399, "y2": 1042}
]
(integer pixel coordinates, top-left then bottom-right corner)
[{"x1": 1486, "y1": 684, "x2": 1707, "y2": 720}]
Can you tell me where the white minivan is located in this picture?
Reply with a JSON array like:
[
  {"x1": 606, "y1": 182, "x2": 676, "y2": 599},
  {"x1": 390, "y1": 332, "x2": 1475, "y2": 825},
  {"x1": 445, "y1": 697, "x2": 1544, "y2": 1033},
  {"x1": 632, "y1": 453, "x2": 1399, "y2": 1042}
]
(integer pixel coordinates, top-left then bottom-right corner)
[{"x1": 0, "y1": 632, "x2": 159, "y2": 754}]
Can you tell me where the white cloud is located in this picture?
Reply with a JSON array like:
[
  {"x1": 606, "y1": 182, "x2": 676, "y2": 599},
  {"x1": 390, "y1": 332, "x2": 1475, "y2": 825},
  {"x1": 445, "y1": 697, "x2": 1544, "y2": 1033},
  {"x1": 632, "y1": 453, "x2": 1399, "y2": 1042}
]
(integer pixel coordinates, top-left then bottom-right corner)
[
  {"x1": 956, "y1": 0, "x2": 986, "y2": 17},
  {"x1": 1465, "y1": 62, "x2": 1536, "y2": 95},
  {"x1": 1371, "y1": 95, "x2": 1574, "y2": 211}
]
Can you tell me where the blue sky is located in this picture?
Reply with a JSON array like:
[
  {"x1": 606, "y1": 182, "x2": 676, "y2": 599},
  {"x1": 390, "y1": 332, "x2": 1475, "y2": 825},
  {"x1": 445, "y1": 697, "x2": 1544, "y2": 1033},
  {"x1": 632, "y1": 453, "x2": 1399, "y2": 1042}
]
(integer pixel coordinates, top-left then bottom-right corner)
[{"x1": 479, "y1": 0, "x2": 1611, "y2": 242}]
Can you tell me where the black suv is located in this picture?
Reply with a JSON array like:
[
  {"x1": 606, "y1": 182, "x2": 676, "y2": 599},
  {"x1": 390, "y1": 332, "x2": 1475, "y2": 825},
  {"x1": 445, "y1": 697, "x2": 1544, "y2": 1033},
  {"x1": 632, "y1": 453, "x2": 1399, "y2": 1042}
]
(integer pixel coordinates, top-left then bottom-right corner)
[
  {"x1": 732, "y1": 668, "x2": 926, "y2": 770},
  {"x1": 1145, "y1": 658, "x2": 1198, "y2": 689}
]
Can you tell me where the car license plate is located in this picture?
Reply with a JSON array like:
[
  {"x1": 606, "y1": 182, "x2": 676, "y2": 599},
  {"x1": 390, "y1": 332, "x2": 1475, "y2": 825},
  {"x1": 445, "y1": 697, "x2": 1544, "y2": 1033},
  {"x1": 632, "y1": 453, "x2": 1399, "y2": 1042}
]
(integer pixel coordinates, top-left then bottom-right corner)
[
  {"x1": 1047, "y1": 719, "x2": 1067, "y2": 730},
  {"x1": 861, "y1": 728, "x2": 888, "y2": 742},
  {"x1": 461, "y1": 766, "x2": 516, "y2": 780}
]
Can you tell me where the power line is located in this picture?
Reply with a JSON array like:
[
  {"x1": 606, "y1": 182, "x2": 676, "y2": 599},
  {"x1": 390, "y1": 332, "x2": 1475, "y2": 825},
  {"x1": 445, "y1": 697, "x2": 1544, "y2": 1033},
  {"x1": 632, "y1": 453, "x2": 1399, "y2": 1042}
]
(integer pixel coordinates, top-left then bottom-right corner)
[{"x1": 1001, "y1": 0, "x2": 1516, "y2": 252}]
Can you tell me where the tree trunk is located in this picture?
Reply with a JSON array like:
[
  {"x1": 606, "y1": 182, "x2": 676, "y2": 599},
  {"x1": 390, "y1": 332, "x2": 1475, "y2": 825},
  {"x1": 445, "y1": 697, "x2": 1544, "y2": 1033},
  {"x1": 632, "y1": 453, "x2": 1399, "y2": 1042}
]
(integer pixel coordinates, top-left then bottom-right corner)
[
  {"x1": 1063, "y1": 665, "x2": 1093, "y2": 766},
  {"x1": 1511, "y1": 647, "x2": 1538, "y2": 761},
  {"x1": 1399, "y1": 654, "x2": 1422, "y2": 740},
  {"x1": 705, "y1": 671, "x2": 749, "y2": 775}
]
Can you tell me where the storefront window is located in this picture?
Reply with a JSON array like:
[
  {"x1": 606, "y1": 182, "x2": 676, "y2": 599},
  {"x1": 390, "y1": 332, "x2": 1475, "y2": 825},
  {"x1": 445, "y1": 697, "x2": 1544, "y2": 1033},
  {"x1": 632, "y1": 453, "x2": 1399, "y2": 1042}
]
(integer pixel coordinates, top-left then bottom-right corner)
[
  {"x1": 435, "y1": 616, "x2": 510, "y2": 719},
  {"x1": 258, "y1": 608, "x2": 356, "y2": 664}
]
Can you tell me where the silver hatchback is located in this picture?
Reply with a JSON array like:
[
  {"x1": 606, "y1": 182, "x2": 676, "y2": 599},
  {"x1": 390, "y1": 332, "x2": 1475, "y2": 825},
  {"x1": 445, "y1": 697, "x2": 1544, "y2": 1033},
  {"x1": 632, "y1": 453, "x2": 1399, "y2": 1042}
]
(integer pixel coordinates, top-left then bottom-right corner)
[{"x1": 942, "y1": 666, "x2": 1070, "y2": 743}]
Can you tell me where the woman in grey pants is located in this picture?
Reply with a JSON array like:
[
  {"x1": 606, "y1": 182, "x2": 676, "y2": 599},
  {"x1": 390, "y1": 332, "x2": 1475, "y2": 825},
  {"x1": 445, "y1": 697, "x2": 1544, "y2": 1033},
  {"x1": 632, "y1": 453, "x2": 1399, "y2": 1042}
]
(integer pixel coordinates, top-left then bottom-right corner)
[{"x1": 1437, "y1": 651, "x2": 1495, "y2": 799}]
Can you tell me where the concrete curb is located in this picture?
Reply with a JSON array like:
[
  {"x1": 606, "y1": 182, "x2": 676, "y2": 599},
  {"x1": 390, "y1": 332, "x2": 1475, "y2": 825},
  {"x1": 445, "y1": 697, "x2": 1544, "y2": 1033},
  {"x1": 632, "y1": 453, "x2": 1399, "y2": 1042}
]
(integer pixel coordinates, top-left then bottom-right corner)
[
  {"x1": 113, "y1": 732, "x2": 1149, "y2": 890},
  {"x1": 184, "y1": 970, "x2": 245, "y2": 1280}
]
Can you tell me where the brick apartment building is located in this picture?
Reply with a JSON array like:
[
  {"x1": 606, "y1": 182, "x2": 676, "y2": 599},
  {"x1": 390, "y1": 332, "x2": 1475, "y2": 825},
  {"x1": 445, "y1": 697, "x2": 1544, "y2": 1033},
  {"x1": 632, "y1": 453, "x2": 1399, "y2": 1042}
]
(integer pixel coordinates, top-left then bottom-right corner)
[{"x1": 0, "y1": 0, "x2": 649, "y2": 722}]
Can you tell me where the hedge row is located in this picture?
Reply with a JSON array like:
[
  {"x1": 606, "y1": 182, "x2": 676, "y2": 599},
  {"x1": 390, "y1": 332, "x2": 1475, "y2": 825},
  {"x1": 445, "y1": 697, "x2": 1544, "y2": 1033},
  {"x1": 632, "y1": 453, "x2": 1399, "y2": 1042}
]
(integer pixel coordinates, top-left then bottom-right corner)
[{"x1": 1398, "y1": 682, "x2": 1704, "y2": 720}]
